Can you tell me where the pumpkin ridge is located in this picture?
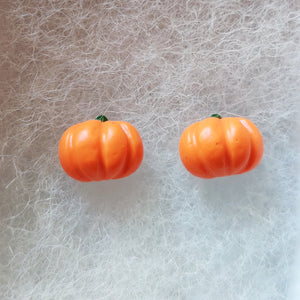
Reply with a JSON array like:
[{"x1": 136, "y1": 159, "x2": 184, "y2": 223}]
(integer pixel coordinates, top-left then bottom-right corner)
[
  {"x1": 223, "y1": 118, "x2": 250, "y2": 175},
  {"x1": 122, "y1": 122, "x2": 135, "y2": 178},
  {"x1": 194, "y1": 123, "x2": 216, "y2": 178},
  {"x1": 223, "y1": 119, "x2": 234, "y2": 175},
  {"x1": 99, "y1": 123, "x2": 109, "y2": 179},
  {"x1": 74, "y1": 123, "x2": 97, "y2": 181},
  {"x1": 231, "y1": 119, "x2": 251, "y2": 175},
  {"x1": 102, "y1": 122, "x2": 128, "y2": 180},
  {"x1": 95, "y1": 121, "x2": 106, "y2": 180},
  {"x1": 113, "y1": 122, "x2": 131, "y2": 179},
  {"x1": 241, "y1": 141, "x2": 253, "y2": 174},
  {"x1": 71, "y1": 120, "x2": 104, "y2": 181},
  {"x1": 239, "y1": 118, "x2": 263, "y2": 173},
  {"x1": 114, "y1": 122, "x2": 143, "y2": 179},
  {"x1": 216, "y1": 118, "x2": 229, "y2": 176},
  {"x1": 66, "y1": 128, "x2": 89, "y2": 181},
  {"x1": 98, "y1": 122, "x2": 109, "y2": 179},
  {"x1": 236, "y1": 119, "x2": 253, "y2": 174},
  {"x1": 210, "y1": 117, "x2": 231, "y2": 178}
]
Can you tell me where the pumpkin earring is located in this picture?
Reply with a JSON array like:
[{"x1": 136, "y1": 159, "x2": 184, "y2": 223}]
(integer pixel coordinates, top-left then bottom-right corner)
[
  {"x1": 59, "y1": 115, "x2": 143, "y2": 182},
  {"x1": 179, "y1": 114, "x2": 264, "y2": 179}
]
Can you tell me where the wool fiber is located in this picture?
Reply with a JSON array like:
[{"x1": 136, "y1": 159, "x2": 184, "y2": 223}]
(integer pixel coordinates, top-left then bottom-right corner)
[{"x1": 0, "y1": 1, "x2": 299, "y2": 299}]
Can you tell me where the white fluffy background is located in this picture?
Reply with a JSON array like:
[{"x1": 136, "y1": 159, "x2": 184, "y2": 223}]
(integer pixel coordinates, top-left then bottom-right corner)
[{"x1": 1, "y1": 1, "x2": 299, "y2": 299}]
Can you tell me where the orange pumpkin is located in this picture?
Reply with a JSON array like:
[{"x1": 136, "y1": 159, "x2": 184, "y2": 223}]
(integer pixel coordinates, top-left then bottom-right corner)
[
  {"x1": 179, "y1": 114, "x2": 263, "y2": 178},
  {"x1": 59, "y1": 115, "x2": 143, "y2": 182}
]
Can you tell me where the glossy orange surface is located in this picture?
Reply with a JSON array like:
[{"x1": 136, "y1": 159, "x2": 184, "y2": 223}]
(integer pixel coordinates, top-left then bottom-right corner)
[
  {"x1": 59, "y1": 119, "x2": 143, "y2": 181},
  {"x1": 179, "y1": 116, "x2": 264, "y2": 178}
]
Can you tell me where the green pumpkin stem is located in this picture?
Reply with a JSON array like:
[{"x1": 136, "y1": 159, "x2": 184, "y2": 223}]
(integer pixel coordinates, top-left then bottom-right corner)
[
  {"x1": 96, "y1": 115, "x2": 108, "y2": 122},
  {"x1": 211, "y1": 114, "x2": 222, "y2": 119}
]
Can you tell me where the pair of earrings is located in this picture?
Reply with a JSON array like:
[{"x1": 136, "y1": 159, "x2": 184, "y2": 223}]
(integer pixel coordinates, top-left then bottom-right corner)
[{"x1": 59, "y1": 114, "x2": 263, "y2": 181}]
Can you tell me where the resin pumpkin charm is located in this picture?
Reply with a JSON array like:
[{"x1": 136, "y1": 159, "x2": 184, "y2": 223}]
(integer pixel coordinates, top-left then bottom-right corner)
[
  {"x1": 59, "y1": 115, "x2": 143, "y2": 182},
  {"x1": 179, "y1": 114, "x2": 263, "y2": 178}
]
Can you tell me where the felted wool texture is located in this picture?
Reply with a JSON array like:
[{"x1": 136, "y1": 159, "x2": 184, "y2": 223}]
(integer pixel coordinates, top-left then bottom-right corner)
[{"x1": 0, "y1": 1, "x2": 299, "y2": 299}]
